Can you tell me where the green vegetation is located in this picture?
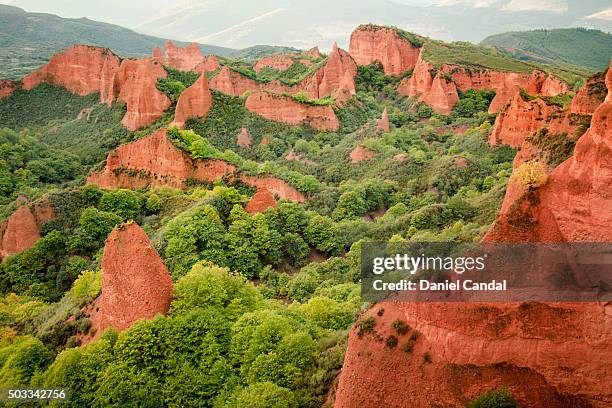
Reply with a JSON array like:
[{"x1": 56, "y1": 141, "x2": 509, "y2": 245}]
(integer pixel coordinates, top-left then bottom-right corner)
[
  {"x1": 156, "y1": 67, "x2": 200, "y2": 102},
  {"x1": 228, "y1": 45, "x2": 301, "y2": 61},
  {"x1": 468, "y1": 388, "x2": 520, "y2": 408},
  {"x1": 0, "y1": 5, "x2": 234, "y2": 80},
  {"x1": 223, "y1": 56, "x2": 327, "y2": 86},
  {"x1": 481, "y1": 28, "x2": 612, "y2": 71}
]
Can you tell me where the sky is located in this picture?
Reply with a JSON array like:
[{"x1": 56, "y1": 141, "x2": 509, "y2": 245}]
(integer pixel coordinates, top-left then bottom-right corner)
[{"x1": 4, "y1": 0, "x2": 612, "y2": 49}]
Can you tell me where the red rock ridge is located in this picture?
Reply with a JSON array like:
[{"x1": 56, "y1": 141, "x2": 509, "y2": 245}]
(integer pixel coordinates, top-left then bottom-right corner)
[
  {"x1": 95, "y1": 222, "x2": 173, "y2": 336},
  {"x1": 240, "y1": 175, "x2": 306, "y2": 203},
  {"x1": 172, "y1": 69, "x2": 212, "y2": 128},
  {"x1": 201, "y1": 55, "x2": 220, "y2": 72},
  {"x1": 398, "y1": 49, "x2": 569, "y2": 114},
  {"x1": 113, "y1": 58, "x2": 171, "y2": 130},
  {"x1": 254, "y1": 55, "x2": 294, "y2": 73},
  {"x1": 210, "y1": 66, "x2": 263, "y2": 96},
  {"x1": 163, "y1": 41, "x2": 205, "y2": 72},
  {"x1": 245, "y1": 91, "x2": 339, "y2": 131},
  {"x1": 0, "y1": 80, "x2": 16, "y2": 99},
  {"x1": 0, "y1": 198, "x2": 54, "y2": 262},
  {"x1": 349, "y1": 25, "x2": 421, "y2": 75},
  {"x1": 87, "y1": 129, "x2": 235, "y2": 189},
  {"x1": 570, "y1": 71, "x2": 607, "y2": 115},
  {"x1": 22, "y1": 45, "x2": 121, "y2": 97},
  {"x1": 485, "y1": 61, "x2": 612, "y2": 243},
  {"x1": 244, "y1": 188, "x2": 277, "y2": 213}
]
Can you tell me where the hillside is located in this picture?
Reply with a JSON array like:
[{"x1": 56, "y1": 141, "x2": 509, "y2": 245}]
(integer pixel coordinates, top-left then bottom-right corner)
[
  {"x1": 481, "y1": 28, "x2": 612, "y2": 71},
  {"x1": 0, "y1": 4, "x2": 234, "y2": 79},
  {"x1": 0, "y1": 21, "x2": 610, "y2": 408}
]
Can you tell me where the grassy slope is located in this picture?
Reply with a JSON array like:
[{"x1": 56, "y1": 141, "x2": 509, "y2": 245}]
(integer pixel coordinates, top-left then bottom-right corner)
[
  {"x1": 0, "y1": 4, "x2": 234, "y2": 80},
  {"x1": 480, "y1": 28, "x2": 612, "y2": 71}
]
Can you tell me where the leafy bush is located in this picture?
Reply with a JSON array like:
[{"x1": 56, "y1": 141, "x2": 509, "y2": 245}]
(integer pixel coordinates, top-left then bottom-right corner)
[{"x1": 468, "y1": 388, "x2": 521, "y2": 408}]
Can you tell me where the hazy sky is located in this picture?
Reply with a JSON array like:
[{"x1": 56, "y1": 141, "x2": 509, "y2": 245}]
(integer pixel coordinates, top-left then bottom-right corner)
[{"x1": 4, "y1": 0, "x2": 612, "y2": 49}]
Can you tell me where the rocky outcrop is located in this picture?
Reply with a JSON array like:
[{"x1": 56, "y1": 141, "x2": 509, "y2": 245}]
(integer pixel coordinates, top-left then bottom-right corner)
[
  {"x1": 202, "y1": 55, "x2": 220, "y2": 72},
  {"x1": 334, "y1": 69, "x2": 357, "y2": 105},
  {"x1": 570, "y1": 71, "x2": 607, "y2": 115},
  {"x1": 172, "y1": 69, "x2": 212, "y2": 128},
  {"x1": 152, "y1": 46, "x2": 164, "y2": 62},
  {"x1": 112, "y1": 58, "x2": 171, "y2": 131},
  {"x1": 96, "y1": 222, "x2": 173, "y2": 336},
  {"x1": 87, "y1": 129, "x2": 235, "y2": 189},
  {"x1": 163, "y1": 41, "x2": 205, "y2": 72},
  {"x1": 349, "y1": 25, "x2": 421, "y2": 75},
  {"x1": 318, "y1": 43, "x2": 358, "y2": 99},
  {"x1": 22, "y1": 45, "x2": 121, "y2": 97},
  {"x1": 398, "y1": 49, "x2": 568, "y2": 114},
  {"x1": 420, "y1": 73, "x2": 459, "y2": 115},
  {"x1": 0, "y1": 198, "x2": 54, "y2": 262},
  {"x1": 485, "y1": 62, "x2": 612, "y2": 243},
  {"x1": 240, "y1": 175, "x2": 305, "y2": 203},
  {"x1": 305, "y1": 47, "x2": 321, "y2": 59},
  {"x1": 236, "y1": 127, "x2": 253, "y2": 147},
  {"x1": 254, "y1": 55, "x2": 294, "y2": 73},
  {"x1": 245, "y1": 91, "x2": 339, "y2": 131},
  {"x1": 0, "y1": 80, "x2": 16, "y2": 99},
  {"x1": 489, "y1": 92, "x2": 560, "y2": 147},
  {"x1": 210, "y1": 66, "x2": 262, "y2": 97},
  {"x1": 335, "y1": 301, "x2": 611, "y2": 408},
  {"x1": 350, "y1": 146, "x2": 375, "y2": 163},
  {"x1": 244, "y1": 188, "x2": 277, "y2": 213},
  {"x1": 376, "y1": 108, "x2": 390, "y2": 132}
]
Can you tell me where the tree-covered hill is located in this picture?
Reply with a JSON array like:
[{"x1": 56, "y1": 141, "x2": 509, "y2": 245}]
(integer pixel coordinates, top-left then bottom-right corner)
[
  {"x1": 481, "y1": 28, "x2": 612, "y2": 71},
  {"x1": 0, "y1": 4, "x2": 234, "y2": 80}
]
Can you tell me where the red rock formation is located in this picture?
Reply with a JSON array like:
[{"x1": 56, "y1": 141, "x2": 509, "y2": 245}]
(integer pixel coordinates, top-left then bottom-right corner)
[
  {"x1": 0, "y1": 198, "x2": 54, "y2": 262},
  {"x1": 334, "y1": 69, "x2": 357, "y2": 105},
  {"x1": 349, "y1": 25, "x2": 421, "y2": 75},
  {"x1": 244, "y1": 188, "x2": 277, "y2": 213},
  {"x1": 87, "y1": 129, "x2": 235, "y2": 189},
  {"x1": 350, "y1": 145, "x2": 375, "y2": 162},
  {"x1": 376, "y1": 108, "x2": 390, "y2": 132},
  {"x1": 335, "y1": 301, "x2": 611, "y2": 408},
  {"x1": 113, "y1": 58, "x2": 171, "y2": 130},
  {"x1": 22, "y1": 45, "x2": 121, "y2": 98},
  {"x1": 99, "y1": 55, "x2": 121, "y2": 105},
  {"x1": 96, "y1": 222, "x2": 173, "y2": 335},
  {"x1": 0, "y1": 80, "x2": 16, "y2": 99},
  {"x1": 163, "y1": 41, "x2": 205, "y2": 72},
  {"x1": 398, "y1": 50, "x2": 568, "y2": 115},
  {"x1": 202, "y1": 55, "x2": 220, "y2": 72},
  {"x1": 318, "y1": 43, "x2": 358, "y2": 99},
  {"x1": 236, "y1": 127, "x2": 253, "y2": 147},
  {"x1": 254, "y1": 55, "x2": 294, "y2": 73},
  {"x1": 570, "y1": 71, "x2": 607, "y2": 115},
  {"x1": 245, "y1": 91, "x2": 339, "y2": 131},
  {"x1": 173, "y1": 69, "x2": 212, "y2": 128},
  {"x1": 240, "y1": 175, "x2": 305, "y2": 202},
  {"x1": 210, "y1": 66, "x2": 263, "y2": 96},
  {"x1": 420, "y1": 73, "x2": 459, "y2": 115},
  {"x1": 486, "y1": 62, "x2": 612, "y2": 243},
  {"x1": 152, "y1": 46, "x2": 164, "y2": 62},
  {"x1": 489, "y1": 92, "x2": 560, "y2": 147},
  {"x1": 305, "y1": 47, "x2": 321, "y2": 59}
]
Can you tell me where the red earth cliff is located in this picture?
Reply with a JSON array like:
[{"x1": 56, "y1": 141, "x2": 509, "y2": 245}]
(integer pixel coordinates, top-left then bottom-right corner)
[
  {"x1": 398, "y1": 49, "x2": 568, "y2": 115},
  {"x1": 244, "y1": 188, "x2": 277, "y2": 214},
  {"x1": 163, "y1": 41, "x2": 205, "y2": 72},
  {"x1": 22, "y1": 45, "x2": 121, "y2": 98},
  {"x1": 172, "y1": 68, "x2": 212, "y2": 128},
  {"x1": 349, "y1": 25, "x2": 421, "y2": 75},
  {"x1": 0, "y1": 80, "x2": 16, "y2": 99},
  {"x1": 201, "y1": 55, "x2": 220, "y2": 72},
  {"x1": 335, "y1": 62, "x2": 612, "y2": 408},
  {"x1": 376, "y1": 108, "x2": 390, "y2": 132},
  {"x1": 0, "y1": 198, "x2": 54, "y2": 262},
  {"x1": 95, "y1": 222, "x2": 173, "y2": 336},
  {"x1": 489, "y1": 92, "x2": 560, "y2": 147},
  {"x1": 245, "y1": 91, "x2": 339, "y2": 131},
  {"x1": 87, "y1": 129, "x2": 235, "y2": 189},
  {"x1": 350, "y1": 145, "x2": 376, "y2": 163},
  {"x1": 570, "y1": 71, "x2": 607, "y2": 115},
  {"x1": 113, "y1": 58, "x2": 171, "y2": 130},
  {"x1": 254, "y1": 55, "x2": 294, "y2": 73},
  {"x1": 240, "y1": 175, "x2": 305, "y2": 203}
]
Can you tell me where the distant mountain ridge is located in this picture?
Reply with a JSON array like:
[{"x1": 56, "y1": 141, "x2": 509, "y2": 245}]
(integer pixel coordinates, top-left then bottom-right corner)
[
  {"x1": 0, "y1": 4, "x2": 235, "y2": 79},
  {"x1": 481, "y1": 28, "x2": 612, "y2": 71}
]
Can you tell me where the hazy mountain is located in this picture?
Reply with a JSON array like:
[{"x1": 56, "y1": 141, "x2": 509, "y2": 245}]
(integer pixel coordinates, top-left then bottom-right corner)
[
  {"x1": 481, "y1": 28, "x2": 612, "y2": 71},
  {"x1": 0, "y1": 4, "x2": 234, "y2": 79},
  {"x1": 122, "y1": 0, "x2": 612, "y2": 49}
]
